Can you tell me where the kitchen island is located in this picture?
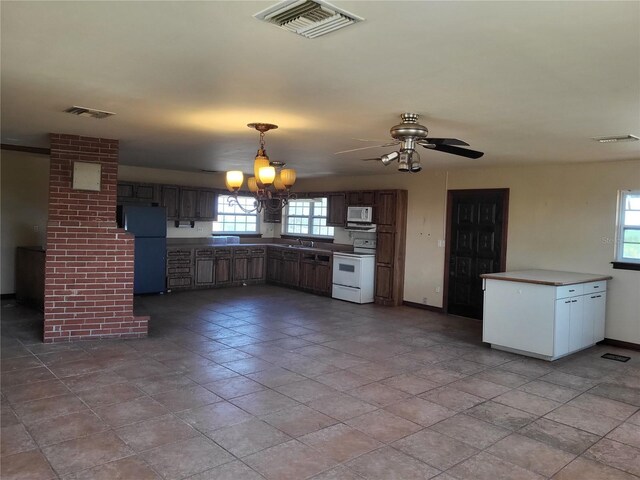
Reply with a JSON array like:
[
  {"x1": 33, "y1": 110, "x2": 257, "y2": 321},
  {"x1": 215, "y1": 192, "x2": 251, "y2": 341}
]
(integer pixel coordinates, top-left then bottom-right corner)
[{"x1": 481, "y1": 269, "x2": 612, "y2": 361}]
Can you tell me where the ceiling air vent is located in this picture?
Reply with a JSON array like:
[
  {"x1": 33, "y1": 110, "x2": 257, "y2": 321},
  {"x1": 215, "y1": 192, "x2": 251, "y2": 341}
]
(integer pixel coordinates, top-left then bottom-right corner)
[
  {"x1": 254, "y1": 0, "x2": 363, "y2": 39},
  {"x1": 592, "y1": 134, "x2": 639, "y2": 143},
  {"x1": 64, "y1": 106, "x2": 115, "y2": 119}
]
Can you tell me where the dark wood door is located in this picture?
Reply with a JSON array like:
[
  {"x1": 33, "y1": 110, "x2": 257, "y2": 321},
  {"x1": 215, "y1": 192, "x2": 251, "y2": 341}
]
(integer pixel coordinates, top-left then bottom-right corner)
[{"x1": 445, "y1": 189, "x2": 509, "y2": 319}]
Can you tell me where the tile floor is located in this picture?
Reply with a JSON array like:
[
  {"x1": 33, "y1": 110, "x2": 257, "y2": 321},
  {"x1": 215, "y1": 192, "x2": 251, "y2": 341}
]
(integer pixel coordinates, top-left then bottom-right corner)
[{"x1": 1, "y1": 285, "x2": 639, "y2": 479}]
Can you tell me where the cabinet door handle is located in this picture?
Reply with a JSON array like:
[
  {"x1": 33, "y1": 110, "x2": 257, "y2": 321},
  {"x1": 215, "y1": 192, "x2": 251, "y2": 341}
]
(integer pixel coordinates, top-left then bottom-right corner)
[
  {"x1": 593, "y1": 285, "x2": 600, "y2": 288},
  {"x1": 571, "y1": 300, "x2": 577, "y2": 303},
  {"x1": 565, "y1": 300, "x2": 571, "y2": 304},
  {"x1": 568, "y1": 289, "x2": 575, "y2": 292}
]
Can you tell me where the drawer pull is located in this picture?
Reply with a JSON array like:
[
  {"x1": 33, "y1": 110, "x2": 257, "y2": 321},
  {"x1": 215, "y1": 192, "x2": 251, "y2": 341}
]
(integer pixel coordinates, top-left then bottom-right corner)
[
  {"x1": 591, "y1": 295, "x2": 602, "y2": 299},
  {"x1": 569, "y1": 289, "x2": 575, "y2": 292},
  {"x1": 565, "y1": 300, "x2": 571, "y2": 304},
  {"x1": 593, "y1": 285, "x2": 600, "y2": 288},
  {"x1": 571, "y1": 300, "x2": 577, "y2": 303}
]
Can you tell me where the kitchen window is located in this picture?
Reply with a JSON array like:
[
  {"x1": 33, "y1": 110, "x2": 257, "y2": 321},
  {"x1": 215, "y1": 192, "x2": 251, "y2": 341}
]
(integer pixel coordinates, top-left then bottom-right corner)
[
  {"x1": 284, "y1": 198, "x2": 334, "y2": 237},
  {"x1": 212, "y1": 195, "x2": 259, "y2": 234},
  {"x1": 614, "y1": 190, "x2": 640, "y2": 269}
]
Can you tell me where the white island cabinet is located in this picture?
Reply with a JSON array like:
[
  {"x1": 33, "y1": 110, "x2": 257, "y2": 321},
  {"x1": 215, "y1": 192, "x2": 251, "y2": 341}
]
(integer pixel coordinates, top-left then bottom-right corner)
[{"x1": 481, "y1": 270, "x2": 612, "y2": 361}]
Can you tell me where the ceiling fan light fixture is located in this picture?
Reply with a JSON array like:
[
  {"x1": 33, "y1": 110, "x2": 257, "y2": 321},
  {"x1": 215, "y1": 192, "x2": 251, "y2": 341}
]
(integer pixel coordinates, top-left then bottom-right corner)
[
  {"x1": 397, "y1": 150, "x2": 410, "y2": 172},
  {"x1": 380, "y1": 151, "x2": 399, "y2": 166},
  {"x1": 409, "y1": 151, "x2": 422, "y2": 172}
]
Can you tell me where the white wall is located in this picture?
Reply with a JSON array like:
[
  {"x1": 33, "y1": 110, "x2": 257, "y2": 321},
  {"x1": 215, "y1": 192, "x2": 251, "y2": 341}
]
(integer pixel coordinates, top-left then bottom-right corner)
[
  {"x1": 1, "y1": 151, "x2": 50, "y2": 294},
  {"x1": 296, "y1": 159, "x2": 640, "y2": 344},
  {"x1": 3, "y1": 154, "x2": 638, "y2": 345}
]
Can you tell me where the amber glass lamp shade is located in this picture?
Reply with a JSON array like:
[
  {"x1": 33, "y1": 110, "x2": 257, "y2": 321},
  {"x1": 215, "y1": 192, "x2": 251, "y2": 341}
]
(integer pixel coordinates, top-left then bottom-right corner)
[
  {"x1": 226, "y1": 171, "x2": 244, "y2": 192},
  {"x1": 280, "y1": 168, "x2": 296, "y2": 188},
  {"x1": 247, "y1": 176, "x2": 258, "y2": 193},
  {"x1": 253, "y1": 156, "x2": 270, "y2": 180},
  {"x1": 258, "y1": 166, "x2": 276, "y2": 186},
  {"x1": 273, "y1": 172, "x2": 285, "y2": 191}
]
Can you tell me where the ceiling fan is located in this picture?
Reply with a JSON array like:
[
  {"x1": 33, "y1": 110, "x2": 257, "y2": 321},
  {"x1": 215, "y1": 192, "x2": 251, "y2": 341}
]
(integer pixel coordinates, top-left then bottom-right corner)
[{"x1": 335, "y1": 113, "x2": 484, "y2": 172}]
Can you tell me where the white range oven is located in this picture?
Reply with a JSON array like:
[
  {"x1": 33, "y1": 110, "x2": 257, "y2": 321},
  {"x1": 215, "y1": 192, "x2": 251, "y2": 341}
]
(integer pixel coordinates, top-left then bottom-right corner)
[{"x1": 332, "y1": 239, "x2": 376, "y2": 304}]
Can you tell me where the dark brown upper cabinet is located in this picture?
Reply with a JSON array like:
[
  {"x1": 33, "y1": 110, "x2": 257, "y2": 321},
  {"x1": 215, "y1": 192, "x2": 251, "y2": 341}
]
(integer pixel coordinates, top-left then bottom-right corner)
[
  {"x1": 346, "y1": 190, "x2": 375, "y2": 207},
  {"x1": 326, "y1": 192, "x2": 346, "y2": 227}
]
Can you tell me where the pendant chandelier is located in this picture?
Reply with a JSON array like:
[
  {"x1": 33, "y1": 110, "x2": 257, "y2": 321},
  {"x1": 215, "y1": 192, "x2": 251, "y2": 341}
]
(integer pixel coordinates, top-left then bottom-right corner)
[{"x1": 225, "y1": 123, "x2": 297, "y2": 213}]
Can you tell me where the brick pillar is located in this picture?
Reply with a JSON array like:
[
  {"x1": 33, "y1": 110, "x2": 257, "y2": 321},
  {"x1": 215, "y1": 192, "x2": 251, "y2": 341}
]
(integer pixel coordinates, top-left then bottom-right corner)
[{"x1": 43, "y1": 134, "x2": 148, "y2": 342}]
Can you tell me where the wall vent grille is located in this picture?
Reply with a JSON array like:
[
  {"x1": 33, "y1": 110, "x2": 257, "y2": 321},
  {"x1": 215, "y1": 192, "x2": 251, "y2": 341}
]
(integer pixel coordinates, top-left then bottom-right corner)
[{"x1": 255, "y1": 0, "x2": 363, "y2": 39}]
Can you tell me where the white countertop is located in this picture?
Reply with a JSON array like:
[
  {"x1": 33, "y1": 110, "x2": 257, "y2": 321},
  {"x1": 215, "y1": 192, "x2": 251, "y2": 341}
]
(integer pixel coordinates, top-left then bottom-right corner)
[{"x1": 480, "y1": 269, "x2": 612, "y2": 286}]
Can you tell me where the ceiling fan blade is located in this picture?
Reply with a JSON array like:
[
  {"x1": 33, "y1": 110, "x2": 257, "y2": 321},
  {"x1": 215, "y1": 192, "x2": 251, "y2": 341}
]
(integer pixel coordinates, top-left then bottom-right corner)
[
  {"x1": 334, "y1": 141, "x2": 399, "y2": 154},
  {"x1": 418, "y1": 138, "x2": 470, "y2": 147},
  {"x1": 353, "y1": 138, "x2": 390, "y2": 143},
  {"x1": 430, "y1": 144, "x2": 484, "y2": 159}
]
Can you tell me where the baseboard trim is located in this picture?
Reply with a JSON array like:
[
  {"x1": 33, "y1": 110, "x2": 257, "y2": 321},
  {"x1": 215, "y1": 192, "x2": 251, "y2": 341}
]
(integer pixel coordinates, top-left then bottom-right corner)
[
  {"x1": 403, "y1": 300, "x2": 444, "y2": 313},
  {"x1": 600, "y1": 338, "x2": 640, "y2": 352},
  {"x1": 1, "y1": 293, "x2": 16, "y2": 300}
]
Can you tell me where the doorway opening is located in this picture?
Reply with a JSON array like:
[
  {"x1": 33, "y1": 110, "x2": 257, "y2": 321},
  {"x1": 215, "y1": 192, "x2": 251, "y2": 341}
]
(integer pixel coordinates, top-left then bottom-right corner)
[{"x1": 444, "y1": 188, "x2": 509, "y2": 320}]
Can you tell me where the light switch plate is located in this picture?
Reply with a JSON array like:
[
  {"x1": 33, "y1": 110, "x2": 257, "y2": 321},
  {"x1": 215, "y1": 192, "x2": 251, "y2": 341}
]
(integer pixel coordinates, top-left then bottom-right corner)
[{"x1": 72, "y1": 161, "x2": 101, "y2": 191}]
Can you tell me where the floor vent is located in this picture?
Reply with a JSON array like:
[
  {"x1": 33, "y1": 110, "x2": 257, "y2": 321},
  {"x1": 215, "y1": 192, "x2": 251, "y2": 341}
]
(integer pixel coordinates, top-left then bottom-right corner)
[
  {"x1": 254, "y1": 0, "x2": 363, "y2": 39},
  {"x1": 64, "y1": 106, "x2": 115, "y2": 119},
  {"x1": 601, "y1": 353, "x2": 631, "y2": 362}
]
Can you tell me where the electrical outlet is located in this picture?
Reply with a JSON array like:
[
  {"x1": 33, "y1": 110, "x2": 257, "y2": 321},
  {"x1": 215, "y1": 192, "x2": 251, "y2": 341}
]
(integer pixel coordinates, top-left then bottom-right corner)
[
  {"x1": 435, "y1": 286, "x2": 441, "y2": 293},
  {"x1": 197, "y1": 226, "x2": 204, "y2": 232},
  {"x1": 422, "y1": 297, "x2": 428, "y2": 304},
  {"x1": 437, "y1": 240, "x2": 446, "y2": 248},
  {"x1": 33, "y1": 225, "x2": 39, "y2": 232}
]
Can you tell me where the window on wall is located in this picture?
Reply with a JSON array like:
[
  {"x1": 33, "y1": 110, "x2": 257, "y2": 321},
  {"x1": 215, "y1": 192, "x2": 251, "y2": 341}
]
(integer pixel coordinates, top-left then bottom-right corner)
[
  {"x1": 616, "y1": 190, "x2": 640, "y2": 264},
  {"x1": 212, "y1": 195, "x2": 258, "y2": 234},
  {"x1": 284, "y1": 198, "x2": 334, "y2": 237}
]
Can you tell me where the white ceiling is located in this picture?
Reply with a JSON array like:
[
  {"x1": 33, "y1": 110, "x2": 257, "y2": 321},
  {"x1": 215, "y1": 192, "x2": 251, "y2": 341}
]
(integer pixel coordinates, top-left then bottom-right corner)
[{"x1": 1, "y1": 1, "x2": 639, "y2": 176}]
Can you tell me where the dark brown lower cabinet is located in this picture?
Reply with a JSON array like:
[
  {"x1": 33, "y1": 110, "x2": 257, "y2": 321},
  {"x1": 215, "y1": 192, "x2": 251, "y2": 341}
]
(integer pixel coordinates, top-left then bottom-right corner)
[
  {"x1": 195, "y1": 257, "x2": 215, "y2": 286},
  {"x1": 167, "y1": 245, "x2": 332, "y2": 297},
  {"x1": 314, "y1": 261, "x2": 332, "y2": 296},
  {"x1": 374, "y1": 265, "x2": 393, "y2": 299},
  {"x1": 300, "y1": 258, "x2": 316, "y2": 290},
  {"x1": 166, "y1": 248, "x2": 194, "y2": 291},
  {"x1": 233, "y1": 256, "x2": 249, "y2": 283},
  {"x1": 282, "y1": 254, "x2": 300, "y2": 287},
  {"x1": 15, "y1": 247, "x2": 45, "y2": 311},
  {"x1": 299, "y1": 253, "x2": 332, "y2": 296},
  {"x1": 214, "y1": 255, "x2": 232, "y2": 285},
  {"x1": 267, "y1": 249, "x2": 282, "y2": 283},
  {"x1": 248, "y1": 254, "x2": 265, "y2": 281},
  {"x1": 195, "y1": 249, "x2": 215, "y2": 287},
  {"x1": 234, "y1": 248, "x2": 265, "y2": 284}
]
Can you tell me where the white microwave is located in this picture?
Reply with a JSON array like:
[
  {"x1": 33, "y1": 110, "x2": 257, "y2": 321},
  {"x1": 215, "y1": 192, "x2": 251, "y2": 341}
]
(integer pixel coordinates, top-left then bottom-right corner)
[{"x1": 347, "y1": 206, "x2": 373, "y2": 223}]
